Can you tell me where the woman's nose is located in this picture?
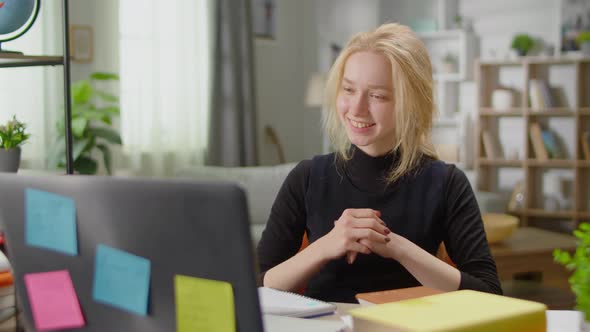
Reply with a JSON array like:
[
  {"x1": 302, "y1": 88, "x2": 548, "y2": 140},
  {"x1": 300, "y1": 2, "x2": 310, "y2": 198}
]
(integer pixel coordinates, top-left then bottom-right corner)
[{"x1": 350, "y1": 93, "x2": 369, "y2": 116}]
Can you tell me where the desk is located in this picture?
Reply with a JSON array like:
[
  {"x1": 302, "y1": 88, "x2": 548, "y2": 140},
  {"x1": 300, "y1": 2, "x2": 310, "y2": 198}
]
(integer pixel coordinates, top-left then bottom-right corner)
[{"x1": 490, "y1": 227, "x2": 576, "y2": 291}]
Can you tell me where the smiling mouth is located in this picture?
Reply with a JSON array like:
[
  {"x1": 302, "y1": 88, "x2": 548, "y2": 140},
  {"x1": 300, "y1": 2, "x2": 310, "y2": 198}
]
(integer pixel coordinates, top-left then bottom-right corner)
[{"x1": 349, "y1": 119, "x2": 375, "y2": 129}]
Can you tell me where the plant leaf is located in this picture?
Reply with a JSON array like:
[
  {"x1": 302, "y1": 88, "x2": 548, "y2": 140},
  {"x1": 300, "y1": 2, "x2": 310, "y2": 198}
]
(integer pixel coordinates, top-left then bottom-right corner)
[
  {"x1": 91, "y1": 72, "x2": 119, "y2": 80},
  {"x1": 87, "y1": 127, "x2": 122, "y2": 145},
  {"x1": 71, "y1": 118, "x2": 88, "y2": 138},
  {"x1": 74, "y1": 156, "x2": 98, "y2": 174},
  {"x1": 72, "y1": 137, "x2": 92, "y2": 161},
  {"x1": 97, "y1": 106, "x2": 120, "y2": 115},
  {"x1": 96, "y1": 143, "x2": 112, "y2": 175},
  {"x1": 72, "y1": 81, "x2": 93, "y2": 105},
  {"x1": 96, "y1": 91, "x2": 119, "y2": 103}
]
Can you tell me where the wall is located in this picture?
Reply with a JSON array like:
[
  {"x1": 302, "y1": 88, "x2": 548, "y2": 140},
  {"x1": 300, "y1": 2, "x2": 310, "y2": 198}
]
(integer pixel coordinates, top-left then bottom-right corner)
[
  {"x1": 69, "y1": 0, "x2": 119, "y2": 81},
  {"x1": 255, "y1": 0, "x2": 312, "y2": 165}
]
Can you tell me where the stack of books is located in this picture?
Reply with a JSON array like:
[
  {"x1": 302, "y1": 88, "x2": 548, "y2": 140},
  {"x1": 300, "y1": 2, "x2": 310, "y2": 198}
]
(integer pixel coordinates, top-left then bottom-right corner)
[
  {"x1": 349, "y1": 290, "x2": 547, "y2": 332},
  {"x1": 0, "y1": 250, "x2": 15, "y2": 332}
]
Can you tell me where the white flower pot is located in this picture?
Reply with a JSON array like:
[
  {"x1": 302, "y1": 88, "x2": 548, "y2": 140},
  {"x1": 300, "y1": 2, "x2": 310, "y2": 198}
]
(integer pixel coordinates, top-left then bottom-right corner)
[{"x1": 0, "y1": 147, "x2": 21, "y2": 173}]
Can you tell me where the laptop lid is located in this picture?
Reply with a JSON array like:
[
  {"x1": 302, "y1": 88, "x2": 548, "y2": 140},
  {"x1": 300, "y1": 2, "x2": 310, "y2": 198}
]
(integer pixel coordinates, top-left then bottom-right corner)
[{"x1": 0, "y1": 174, "x2": 263, "y2": 331}]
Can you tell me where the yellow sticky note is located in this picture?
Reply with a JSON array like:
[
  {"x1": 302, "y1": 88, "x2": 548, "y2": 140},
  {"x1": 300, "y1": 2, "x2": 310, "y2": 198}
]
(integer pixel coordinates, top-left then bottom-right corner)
[{"x1": 174, "y1": 275, "x2": 235, "y2": 332}]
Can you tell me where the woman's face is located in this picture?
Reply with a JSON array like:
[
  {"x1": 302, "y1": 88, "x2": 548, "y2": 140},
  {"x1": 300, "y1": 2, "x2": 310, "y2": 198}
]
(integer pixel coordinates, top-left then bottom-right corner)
[{"x1": 336, "y1": 51, "x2": 396, "y2": 157}]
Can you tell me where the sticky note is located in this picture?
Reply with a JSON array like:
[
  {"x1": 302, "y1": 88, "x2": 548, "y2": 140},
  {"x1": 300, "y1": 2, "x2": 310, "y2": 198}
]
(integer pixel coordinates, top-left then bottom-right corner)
[
  {"x1": 174, "y1": 275, "x2": 235, "y2": 332},
  {"x1": 24, "y1": 270, "x2": 85, "y2": 331},
  {"x1": 25, "y1": 188, "x2": 78, "y2": 255},
  {"x1": 92, "y1": 244, "x2": 151, "y2": 315}
]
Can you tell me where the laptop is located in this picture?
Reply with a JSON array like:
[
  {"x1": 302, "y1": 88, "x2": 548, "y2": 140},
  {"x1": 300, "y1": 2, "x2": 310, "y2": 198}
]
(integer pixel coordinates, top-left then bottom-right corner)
[{"x1": 0, "y1": 173, "x2": 263, "y2": 331}]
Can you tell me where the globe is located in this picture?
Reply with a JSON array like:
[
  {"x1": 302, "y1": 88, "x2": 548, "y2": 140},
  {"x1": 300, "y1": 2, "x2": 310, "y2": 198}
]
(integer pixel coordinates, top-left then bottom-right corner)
[{"x1": 0, "y1": 0, "x2": 40, "y2": 53}]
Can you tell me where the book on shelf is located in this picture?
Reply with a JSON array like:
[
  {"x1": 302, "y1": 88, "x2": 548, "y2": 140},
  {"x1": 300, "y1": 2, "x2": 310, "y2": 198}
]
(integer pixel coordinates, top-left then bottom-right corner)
[
  {"x1": 481, "y1": 130, "x2": 502, "y2": 159},
  {"x1": 349, "y1": 290, "x2": 547, "y2": 332},
  {"x1": 529, "y1": 79, "x2": 554, "y2": 110},
  {"x1": 529, "y1": 123, "x2": 549, "y2": 160},
  {"x1": 540, "y1": 129, "x2": 563, "y2": 159},
  {"x1": 582, "y1": 130, "x2": 590, "y2": 161},
  {"x1": 355, "y1": 286, "x2": 444, "y2": 306}
]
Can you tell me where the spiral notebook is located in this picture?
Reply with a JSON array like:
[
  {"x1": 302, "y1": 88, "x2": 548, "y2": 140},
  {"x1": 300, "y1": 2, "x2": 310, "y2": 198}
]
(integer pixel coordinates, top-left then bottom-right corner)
[{"x1": 258, "y1": 287, "x2": 337, "y2": 318}]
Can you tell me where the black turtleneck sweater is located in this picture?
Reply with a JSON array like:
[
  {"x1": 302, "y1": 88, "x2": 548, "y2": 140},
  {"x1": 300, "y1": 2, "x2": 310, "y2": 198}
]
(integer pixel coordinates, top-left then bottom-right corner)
[{"x1": 256, "y1": 147, "x2": 502, "y2": 302}]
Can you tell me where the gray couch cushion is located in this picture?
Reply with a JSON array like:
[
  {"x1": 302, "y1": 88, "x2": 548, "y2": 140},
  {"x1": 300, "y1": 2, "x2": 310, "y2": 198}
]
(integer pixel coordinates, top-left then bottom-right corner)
[{"x1": 176, "y1": 163, "x2": 297, "y2": 243}]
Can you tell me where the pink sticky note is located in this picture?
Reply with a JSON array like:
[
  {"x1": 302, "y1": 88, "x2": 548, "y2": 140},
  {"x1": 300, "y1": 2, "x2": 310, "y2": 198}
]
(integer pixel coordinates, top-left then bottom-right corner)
[{"x1": 24, "y1": 270, "x2": 85, "y2": 331}]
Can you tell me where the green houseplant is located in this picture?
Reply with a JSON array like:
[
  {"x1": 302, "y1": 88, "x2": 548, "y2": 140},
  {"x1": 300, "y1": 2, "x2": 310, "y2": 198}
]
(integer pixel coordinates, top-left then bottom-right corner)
[
  {"x1": 48, "y1": 72, "x2": 122, "y2": 175},
  {"x1": 0, "y1": 115, "x2": 30, "y2": 172},
  {"x1": 511, "y1": 34, "x2": 535, "y2": 56},
  {"x1": 553, "y1": 222, "x2": 590, "y2": 321},
  {"x1": 577, "y1": 31, "x2": 590, "y2": 56}
]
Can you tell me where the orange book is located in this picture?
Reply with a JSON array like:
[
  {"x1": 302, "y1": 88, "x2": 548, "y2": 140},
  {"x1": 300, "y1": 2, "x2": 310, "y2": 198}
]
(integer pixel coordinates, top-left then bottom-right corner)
[
  {"x1": 355, "y1": 286, "x2": 444, "y2": 306},
  {"x1": 0, "y1": 272, "x2": 13, "y2": 288}
]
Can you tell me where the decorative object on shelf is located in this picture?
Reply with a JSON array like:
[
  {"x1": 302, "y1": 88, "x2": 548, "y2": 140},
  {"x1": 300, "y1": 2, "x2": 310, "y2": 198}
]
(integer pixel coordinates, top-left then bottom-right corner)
[
  {"x1": 560, "y1": 0, "x2": 590, "y2": 53},
  {"x1": 553, "y1": 222, "x2": 590, "y2": 322},
  {"x1": 69, "y1": 25, "x2": 93, "y2": 63},
  {"x1": 251, "y1": 0, "x2": 276, "y2": 40},
  {"x1": 510, "y1": 34, "x2": 535, "y2": 56},
  {"x1": 482, "y1": 213, "x2": 518, "y2": 244},
  {"x1": 491, "y1": 89, "x2": 514, "y2": 110},
  {"x1": 48, "y1": 72, "x2": 122, "y2": 175},
  {"x1": 0, "y1": 0, "x2": 40, "y2": 54},
  {"x1": 0, "y1": 115, "x2": 30, "y2": 172},
  {"x1": 576, "y1": 31, "x2": 590, "y2": 56},
  {"x1": 507, "y1": 181, "x2": 525, "y2": 212},
  {"x1": 440, "y1": 52, "x2": 457, "y2": 73},
  {"x1": 452, "y1": 15, "x2": 462, "y2": 29}
]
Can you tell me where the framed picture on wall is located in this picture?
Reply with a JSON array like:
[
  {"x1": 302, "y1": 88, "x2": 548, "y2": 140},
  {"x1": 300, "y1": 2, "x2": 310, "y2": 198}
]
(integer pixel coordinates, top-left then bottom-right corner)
[
  {"x1": 251, "y1": 0, "x2": 276, "y2": 40},
  {"x1": 69, "y1": 25, "x2": 93, "y2": 63}
]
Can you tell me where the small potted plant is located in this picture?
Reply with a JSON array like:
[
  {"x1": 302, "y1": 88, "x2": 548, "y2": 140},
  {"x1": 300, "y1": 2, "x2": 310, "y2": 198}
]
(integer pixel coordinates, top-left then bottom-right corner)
[
  {"x1": 576, "y1": 31, "x2": 590, "y2": 56},
  {"x1": 553, "y1": 222, "x2": 590, "y2": 324},
  {"x1": 0, "y1": 115, "x2": 30, "y2": 172},
  {"x1": 441, "y1": 53, "x2": 458, "y2": 73},
  {"x1": 511, "y1": 34, "x2": 535, "y2": 56}
]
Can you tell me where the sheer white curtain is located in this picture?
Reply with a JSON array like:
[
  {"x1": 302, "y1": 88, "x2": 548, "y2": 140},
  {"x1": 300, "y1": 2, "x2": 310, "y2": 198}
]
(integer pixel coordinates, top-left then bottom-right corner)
[
  {"x1": 119, "y1": 0, "x2": 212, "y2": 176},
  {"x1": 0, "y1": 2, "x2": 62, "y2": 170}
]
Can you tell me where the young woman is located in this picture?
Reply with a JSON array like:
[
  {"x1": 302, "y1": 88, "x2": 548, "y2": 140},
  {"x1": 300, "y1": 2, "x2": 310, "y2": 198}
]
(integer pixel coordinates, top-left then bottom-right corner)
[{"x1": 256, "y1": 23, "x2": 502, "y2": 303}]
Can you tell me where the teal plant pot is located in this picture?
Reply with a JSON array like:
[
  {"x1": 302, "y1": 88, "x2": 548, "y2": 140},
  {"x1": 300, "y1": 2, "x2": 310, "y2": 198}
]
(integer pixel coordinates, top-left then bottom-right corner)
[{"x1": 0, "y1": 147, "x2": 21, "y2": 172}]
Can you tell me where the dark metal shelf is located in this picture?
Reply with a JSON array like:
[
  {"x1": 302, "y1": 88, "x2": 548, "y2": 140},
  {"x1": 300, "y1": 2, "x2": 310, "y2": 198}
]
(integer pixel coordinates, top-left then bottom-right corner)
[{"x1": 0, "y1": 54, "x2": 64, "y2": 68}]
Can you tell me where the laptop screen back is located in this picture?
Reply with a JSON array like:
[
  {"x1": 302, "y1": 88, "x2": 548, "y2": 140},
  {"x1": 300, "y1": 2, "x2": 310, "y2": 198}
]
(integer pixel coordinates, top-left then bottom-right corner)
[{"x1": 0, "y1": 174, "x2": 263, "y2": 331}]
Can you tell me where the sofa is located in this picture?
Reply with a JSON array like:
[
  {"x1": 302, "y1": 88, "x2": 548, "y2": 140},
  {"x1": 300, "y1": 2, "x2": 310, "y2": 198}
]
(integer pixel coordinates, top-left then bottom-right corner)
[
  {"x1": 176, "y1": 163, "x2": 508, "y2": 246},
  {"x1": 176, "y1": 163, "x2": 298, "y2": 244}
]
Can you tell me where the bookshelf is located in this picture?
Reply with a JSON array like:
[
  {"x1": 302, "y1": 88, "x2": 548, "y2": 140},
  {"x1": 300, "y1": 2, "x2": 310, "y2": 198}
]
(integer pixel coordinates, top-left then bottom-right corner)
[
  {"x1": 475, "y1": 56, "x2": 590, "y2": 228},
  {"x1": 0, "y1": 0, "x2": 74, "y2": 175}
]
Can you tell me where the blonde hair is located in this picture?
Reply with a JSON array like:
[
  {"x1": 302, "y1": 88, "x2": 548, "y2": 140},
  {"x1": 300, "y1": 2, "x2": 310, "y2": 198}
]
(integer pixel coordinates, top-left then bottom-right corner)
[{"x1": 323, "y1": 22, "x2": 438, "y2": 184}]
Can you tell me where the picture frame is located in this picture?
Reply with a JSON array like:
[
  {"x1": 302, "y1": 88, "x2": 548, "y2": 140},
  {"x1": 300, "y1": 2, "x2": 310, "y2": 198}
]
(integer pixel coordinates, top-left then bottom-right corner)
[
  {"x1": 251, "y1": 0, "x2": 276, "y2": 40},
  {"x1": 69, "y1": 25, "x2": 93, "y2": 63}
]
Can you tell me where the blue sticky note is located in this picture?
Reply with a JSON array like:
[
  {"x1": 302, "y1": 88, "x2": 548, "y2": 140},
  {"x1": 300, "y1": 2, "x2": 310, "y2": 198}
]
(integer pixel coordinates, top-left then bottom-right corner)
[
  {"x1": 25, "y1": 188, "x2": 78, "y2": 256},
  {"x1": 92, "y1": 244, "x2": 151, "y2": 316}
]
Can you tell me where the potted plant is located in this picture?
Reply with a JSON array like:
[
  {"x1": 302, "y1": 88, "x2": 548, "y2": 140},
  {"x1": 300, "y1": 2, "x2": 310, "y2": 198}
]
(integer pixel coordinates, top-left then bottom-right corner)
[
  {"x1": 553, "y1": 222, "x2": 590, "y2": 323},
  {"x1": 48, "y1": 72, "x2": 122, "y2": 175},
  {"x1": 0, "y1": 116, "x2": 30, "y2": 172},
  {"x1": 441, "y1": 53, "x2": 458, "y2": 73},
  {"x1": 577, "y1": 31, "x2": 590, "y2": 56},
  {"x1": 511, "y1": 34, "x2": 535, "y2": 56}
]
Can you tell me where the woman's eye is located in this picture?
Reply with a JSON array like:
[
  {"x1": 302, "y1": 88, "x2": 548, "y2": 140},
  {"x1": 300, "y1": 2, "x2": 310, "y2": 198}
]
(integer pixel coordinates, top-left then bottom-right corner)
[
  {"x1": 370, "y1": 94, "x2": 385, "y2": 100},
  {"x1": 342, "y1": 86, "x2": 354, "y2": 93}
]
